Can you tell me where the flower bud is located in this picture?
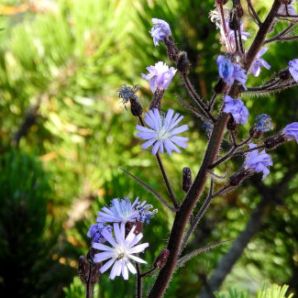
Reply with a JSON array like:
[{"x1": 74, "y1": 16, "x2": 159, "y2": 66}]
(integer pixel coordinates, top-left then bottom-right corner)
[
  {"x1": 182, "y1": 167, "x2": 192, "y2": 192},
  {"x1": 177, "y1": 51, "x2": 191, "y2": 74},
  {"x1": 154, "y1": 249, "x2": 170, "y2": 269}
]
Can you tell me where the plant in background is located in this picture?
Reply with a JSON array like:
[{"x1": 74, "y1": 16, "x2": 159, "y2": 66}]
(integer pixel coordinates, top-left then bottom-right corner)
[{"x1": 80, "y1": 1, "x2": 298, "y2": 297}]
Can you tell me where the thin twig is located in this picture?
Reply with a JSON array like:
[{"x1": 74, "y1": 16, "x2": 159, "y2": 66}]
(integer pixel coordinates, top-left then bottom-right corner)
[
  {"x1": 140, "y1": 267, "x2": 157, "y2": 278},
  {"x1": 246, "y1": 0, "x2": 262, "y2": 26},
  {"x1": 136, "y1": 263, "x2": 142, "y2": 298},
  {"x1": 120, "y1": 168, "x2": 175, "y2": 212},
  {"x1": 265, "y1": 23, "x2": 295, "y2": 43},
  {"x1": 177, "y1": 240, "x2": 232, "y2": 268}
]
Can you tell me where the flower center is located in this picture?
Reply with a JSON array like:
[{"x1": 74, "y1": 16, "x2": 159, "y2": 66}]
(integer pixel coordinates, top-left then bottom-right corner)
[
  {"x1": 156, "y1": 127, "x2": 170, "y2": 140},
  {"x1": 115, "y1": 246, "x2": 126, "y2": 260}
]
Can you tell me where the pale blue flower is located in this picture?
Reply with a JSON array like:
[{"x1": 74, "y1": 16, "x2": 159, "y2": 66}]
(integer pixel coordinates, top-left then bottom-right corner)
[
  {"x1": 142, "y1": 61, "x2": 177, "y2": 93},
  {"x1": 136, "y1": 109, "x2": 188, "y2": 155},
  {"x1": 93, "y1": 223, "x2": 149, "y2": 280},
  {"x1": 217, "y1": 55, "x2": 247, "y2": 88},
  {"x1": 250, "y1": 48, "x2": 271, "y2": 77},
  {"x1": 244, "y1": 143, "x2": 273, "y2": 179},
  {"x1": 150, "y1": 18, "x2": 171, "y2": 46},
  {"x1": 223, "y1": 95, "x2": 249, "y2": 125},
  {"x1": 283, "y1": 122, "x2": 298, "y2": 143}
]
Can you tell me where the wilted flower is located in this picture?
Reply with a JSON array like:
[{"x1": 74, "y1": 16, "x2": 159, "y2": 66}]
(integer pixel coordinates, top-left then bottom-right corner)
[
  {"x1": 223, "y1": 95, "x2": 249, "y2": 125},
  {"x1": 150, "y1": 18, "x2": 172, "y2": 46},
  {"x1": 87, "y1": 223, "x2": 111, "y2": 243},
  {"x1": 136, "y1": 109, "x2": 188, "y2": 155},
  {"x1": 289, "y1": 59, "x2": 298, "y2": 82},
  {"x1": 254, "y1": 114, "x2": 273, "y2": 133},
  {"x1": 210, "y1": 9, "x2": 249, "y2": 53},
  {"x1": 249, "y1": 48, "x2": 271, "y2": 77},
  {"x1": 97, "y1": 198, "x2": 157, "y2": 224},
  {"x1": 142, "y1": 62, "x2": 177, "y2": 93},
  {"x1": 93, "y1": 223, "x2": 149, "y2": 280},
  {"x1": 217, "y1": 55, "x2": 247, "y2": 88},
  {"x1": 244, "y1": 143, "x2": 273, "y2": 179},
  {"x1": 282, "y1": 122, "x2": 298, "y2": 143}
]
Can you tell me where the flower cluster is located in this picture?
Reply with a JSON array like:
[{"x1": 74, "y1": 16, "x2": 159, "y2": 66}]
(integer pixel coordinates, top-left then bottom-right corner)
[
  {"x1": 223, "y1": 95, "x2": 249, "y2": 125},
  {"x1": 87, "y1": 197, "x2": 157, "y2": 280},
  {"x1": 136, "y1": 109, "x2": 189, "y2": 155},
  {"x1": 244, "y1": 144, "x2": 273, "y2": 179},
  {"x1": 142, "y1": 61, "x2": 177, "y2": 93},
  {"x1": 217, "y1": 55, "x2": 247, "y2": 88}
]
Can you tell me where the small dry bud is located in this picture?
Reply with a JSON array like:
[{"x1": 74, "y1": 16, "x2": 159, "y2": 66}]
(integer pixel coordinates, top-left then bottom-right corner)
[
  {"x1": 229, "y1": 169, "x2": 250, "y2": 186},
  {"x1": 154, "y1": 249, "x2": 170, "y2": 269},
  {"x1": 130, "y1": 98, "x2": 143, "y2": 117},
  {"x1": 182, "y1": 167, "x2": 192, "y2": 192},
  {"x1": 214, "y1": 79, "x2": 225, "y2": 94},
  {"x1": 264, "y1": 135, "x2": 285, "y2": 150},
  {"x1": 177, "y1": 51, "x2": 191, "y2": 74},
  {"x1": 227, "y1": 117, "x2": 237, "y2": 131}
]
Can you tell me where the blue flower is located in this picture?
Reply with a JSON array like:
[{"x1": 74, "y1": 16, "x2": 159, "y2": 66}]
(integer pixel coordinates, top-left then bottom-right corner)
[
  {"x1": 93, "y1": 223, "x2": 149, "y2": 280},
  {"x1": 244, "y1": 144, "x2": 273, "y2": 179},
  {"x1": 249, "y1": 48, "x2": 271, "y2": 77},
  {"x1": 150, "y1": 18, "x2": 172, "y2": 46},
  {"x1": 217, "y1": 55, "x2": 247, "y2": 88},
  {"x1": 282, "y1": 122, "x2": 298, "y2": 143},
  {"x1": 223, "y1": 95, "x2": 249, "y2": 125},
  {"x1": 289, "y1": 59, "x2": 298, "y2": 82},
  {"x1": 136, "y1": 109, "x2": 188, "y2": 155}
]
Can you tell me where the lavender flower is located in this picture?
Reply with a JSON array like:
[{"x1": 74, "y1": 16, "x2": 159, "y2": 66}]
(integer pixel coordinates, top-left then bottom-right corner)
[
  {"x1": 217, "y1": 55, "x2": 247, "y2": 89},
  {"x1": 150, "y1": 18, "x2": 172, "y2": 46},
  {"x1": 136, "y1": 109, "x2": 188, "y2": 155},
  {"x1": 97, "y1": 198, "x2": 157, "y2": 224},
  {"x1": 223, "y1": 95, "x2": 249, "y2": 125},
  {"x1": 282, "y1": 122, "x2": 298, "y2": 143},
  {"x1": 93, "y1": 223, "x2": 149, "y2": 280},
  {"x1": 289, "y1": 59, "x2": 298, "y2": 82},
  {"x1": 142, "y1": 62, "x2": 177, "y2": 93},
  {"x1": 244, "y1": 144, "x2": 273, "y2": 179},
  {"x1": 249, "y1": 48, "x2": 271, "y2": 77}
]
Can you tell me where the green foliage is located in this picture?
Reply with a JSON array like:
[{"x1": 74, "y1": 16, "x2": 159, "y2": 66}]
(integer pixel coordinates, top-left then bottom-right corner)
[{"x1": 0, "y1": 150, "x2": 58, "y2": 297}]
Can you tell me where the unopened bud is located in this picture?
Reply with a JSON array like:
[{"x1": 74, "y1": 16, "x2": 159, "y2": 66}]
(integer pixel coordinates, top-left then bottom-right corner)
[
  {"x1": 182, "y1": 167, "x2": 192, "y2": 192},
  {"x1": 154, "y1": 249, "x2": 170, "y2": 269},
  {"x1": 279, "y1": 69, "x2": 291, "y2": 80},
  {"x1": 229, "y1": 169, "x2": 250, "y2": 186},
  {"x1": 227, "y1": 117, "x2": 237, "y2": 130},
  {"x1": 130, "y1": 98, "x2": 143, "y2": 117},
  {"x1": 177, "y1": 51, "x2": 190, "y2": 74}
]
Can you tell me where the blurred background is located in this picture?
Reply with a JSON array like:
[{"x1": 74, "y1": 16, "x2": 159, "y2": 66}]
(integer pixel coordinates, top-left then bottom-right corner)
[{"x1": 0, "y1": 0, "x2": 297, "y2": 297}]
